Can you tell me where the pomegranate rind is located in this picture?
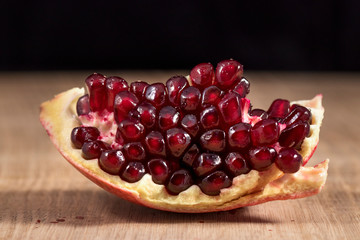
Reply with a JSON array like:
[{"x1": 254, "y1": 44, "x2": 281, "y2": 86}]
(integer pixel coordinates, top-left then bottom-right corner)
[
  {"x1": 40, "y1": 88, "x2": 327, "y2": 213},
  {"x1": 292, "y1": 94, "x2": 324, "y2": 165}
]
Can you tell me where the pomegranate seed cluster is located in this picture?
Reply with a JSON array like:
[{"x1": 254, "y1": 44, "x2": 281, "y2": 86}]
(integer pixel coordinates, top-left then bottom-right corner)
[{"x1": 71, "y1": 59, "x2": 312, "y2": 196}]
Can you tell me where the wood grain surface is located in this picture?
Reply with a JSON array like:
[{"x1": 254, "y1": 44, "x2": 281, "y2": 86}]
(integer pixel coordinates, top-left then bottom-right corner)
[{"x1": 0, "y1": 71, "x2": 359, "y2": 239}]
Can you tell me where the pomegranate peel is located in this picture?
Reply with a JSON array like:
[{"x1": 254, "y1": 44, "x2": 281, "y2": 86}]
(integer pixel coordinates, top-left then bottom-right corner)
[{"x1": 40, "y1": 85, "x2": 328, "y2": 213}]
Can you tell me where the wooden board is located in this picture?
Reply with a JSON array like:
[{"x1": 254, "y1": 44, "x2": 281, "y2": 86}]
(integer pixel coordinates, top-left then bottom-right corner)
[{"x1": 0, "y1": 71, "x2": 359, "y2": 239}]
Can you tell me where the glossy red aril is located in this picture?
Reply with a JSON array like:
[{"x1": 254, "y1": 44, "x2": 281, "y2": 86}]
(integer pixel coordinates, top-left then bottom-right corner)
[
  {"x1": 99, "y1": 150, "x2": 126, "y2": 175},
  {"x1": 82, "y1": 140, "x2": 110, "y2": 159},
  {"x1": 114, "y1": 91, "x2": 139, "y2": 124},
  {"x1": 182, "y1": 144, "x2": 200, "y2": 167},
  {"x1": 279, "y1": 121, "x2": 310, "y2": 148},
  {"x1": 166, "y1": 128, "x2": 191, "y2": 158},
  {"x1": 145, "y1": 83, "x2": 167, "y2": 108},
  {"x1": 200, "y1": 129, "x2": 226, "y2": 152},
  {"x1": 215, "y1": 59, "x2": 243, "y2": 89},
  {"x1": 128, "y1": 109, "x2": 140, "y2": 121},
  {"x1": 147, "y1": 158, "x2": 171, "y2": 184},
  {"x1": 135, "y1": 102, "x2": 157, "y2": 128},
  {"x1": 200, "y1": 106, "x2": 220, "y2": 129},
  {"x1": 123, "y1": 142, "x2": 146, "y2": 161},
  {"x1": 71, "y1": 127, "x2": 100, "y2": 148},
  {"x1": 228, "y1": 123, "x2": 251, "y2": 150},
  {"x1": 201, "y1": 86, "x2": 223, "y2": 108},
  {"x1": 115, "y1": 128, "x2": 125, "y2": 146},
  {"x1": 249, "y1": 109, "x2": 268, "y2": 119},
  {"x1": 121, "y1": 162, "x2": 145, "y2": 183},
  {"x1": 130, "y1": 81, "x2": 149, "y2": 101},
  {"x1": 180, "y1": 86, "x2": 201, "y2": 112},
  {"x1": 105, "y1": 76, "x2": 129, "y2": 111},
  {"x1": 233, "y1": 78, "x2": 250, "y2": 98},
  {"x1": 85, "y1": 73, "x2": 107, "y2": 112},
  {"x1": 217, "y1": 92, "x2": 242, "y2": 126},
  {"x1": 166, "y1": 169, "x2": 193, "y2": 195},
  {"x1": 251, "y1": 119, "x2": 280, "y2": 146},
  {"x1": 166, "y1": 76, "x2": 189, "y2": 106},
  {"x1": 283, "y1": 105, "x2": 312, "y2": 126},
  {"x1": 76, "y1": 94, "x2": 90, "y2": 116},
  {"x1": 193, "y1": 153, "x2": 222, "y2": 177},
  {"x1": 275, "y1": 148, "x2": 303, "y2": 173},
  {"x1": 190, "y1": 63, "x2": 215, "y2": 89},
  {"x1": 249, "y1": 147, "x2": 276, "y2": 171},
  {"x1": 158, "y1": 106, "x2": 180, "y2": 131},
  {"x1": 181, "y1": 114, "x2": 199, "y2": 137},
  {"x1": 119, "y1": 118, "x2": 145, "y2": 141},
  {"x1": 144, "y1": 131, "x2": 166, "y2": 157},
  {"x1": 267, "y1": 99, "x2": 290, "y2": 120},
  {"x1": 198, "y1": 171, "x2": 231, "y2": 196},
  {"x1": 224, "y1": 152, "x2": 250, "y2": 177}
]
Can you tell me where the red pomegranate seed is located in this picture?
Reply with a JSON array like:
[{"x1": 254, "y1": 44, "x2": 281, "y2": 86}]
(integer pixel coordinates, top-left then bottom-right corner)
[
  {"x1": 275, "y1": 148, "x2": 303, "y2": 173},
  {"x1": 135, "y1": 102, "x2": 157, "y2": 128},
  {"x1": 166, "y1": 169, "x2": 193, "y2": 195},
  {"x1": 105, "y1": 76, "x2": 129, "y2": 111},
  {"x1": 119, "y1": 118, "x2": 145, "y2": 141},
  {"x1": 232, "y1": 77, "x2": 250, "y2": 98},
  {"x1": 99, "y1": 150, "x2": 125, "y2": 175},
  {"x1": 193, "y1": 153, "x2": 222, "y2": 177},
  {"x1": 283, "y1": 105, "x2": 312, "y2": 126},
  {"x1": 248, "y1": 146, "x2": 276, "y2": 171},
  {"x1": 250, "y1": 119, "x2": 280, "y2": 146},
  {"x1": 228, "y1": 123, "x2": 251, "y2": 150},
  {"x1": 169, "y1": 160, "x2": 181, "y2": 172},
  {"x1": 200, "y1": 106, "x2": 220, "y2": 130},
  {"x1": 267, "y1": 99, "x2": 290, "y2": 120},
  {"x1": 180, "y1": 86, "x2": 201, "y2": 112},
  {"x1": 82, "y1": 140, "x2": 110, "y2": 159},
  {"x1": 122, "y1": 142, "x2": 146, "y2": 161},
  {"x1": 128, "y1": 109, "x2": 141, "y2": 121},
  {"x1": 182, "y1": 144, "x2": 200, "y2": 167},
  {"x1": 249, "y1": 108, "x2": 268, "y2": 119},
  {"x1": 121, "y1": 162, "x2": 145, "y2": 183},
  {"x1": 166, "y1": 76, "x2": 189, "y2": 106},
  {"x1": 85, "y1": 73, "x2": 107, "y2": 112},
  {"x1": 130, "y1": 81, "x2": 149, "y2": 101},
  {"x1": 76, "y1": 94, "x2": 90, "y2": 116},
  {"x1": 144, "y1": 131, "x2": 166, "y2": 157},
  {"x1": 180, "y1": 114, "x2": 199, "y2": 137},
  {"x1": 200, "y1": 129, "x2": 226, "y2": 152},
  {"x1": 224, "y1": 152, "x2": 250, "y2": 177},
  {"x1": 147, "y1": 158, "x2": 171, "y2": 184},
  {"x1": 158, "y1": 106, "x2": 180, "y2": 131},
  {"x1": 201, "y1": 86, "x2": 223, "y2": 108},
  {"x1": 145, "y1": 83, "x2": 167, "y2": 108},
  {"x1": 215, "y1": 59, "x2": 243, "y2": 89},
  {"x1": 115, "y1": 128, "x2": 125, "y2": 146},
  {"x1": 190, "y1": 63, "x2": 215, "y2": 89},
  {"x1": 71, "y1": 127, "x2": 100, "y2": 148},
  {"x1": 279, "y1": 121, "x2": 310, "y2": 148},
  {"x1": 198, "y1": 171, "x2": 231, "y2": 196},
  {"x1": 166, "y1": 128, "x2": 191, "y2": 158},
  {"x1": 114, "y1": 91, "x2": 139, "y2": 124},
  {"x1": 217, "y1": 91, "x2": 242, "y2": 126}
]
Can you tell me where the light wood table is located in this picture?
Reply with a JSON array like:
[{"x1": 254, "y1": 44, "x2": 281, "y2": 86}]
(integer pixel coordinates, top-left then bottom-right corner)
[{"x1": 0, "y1": 71, "x2": 359, "y2": 239}]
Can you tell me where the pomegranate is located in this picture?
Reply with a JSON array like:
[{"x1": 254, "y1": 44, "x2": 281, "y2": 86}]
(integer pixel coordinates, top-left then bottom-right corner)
[{"x1": 40, "y1": 59, "x2": 328, "y2": 213}]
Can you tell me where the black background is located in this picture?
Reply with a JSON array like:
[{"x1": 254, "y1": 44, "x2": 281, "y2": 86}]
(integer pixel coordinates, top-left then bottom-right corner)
[{"x1": 1, "y1": 0, "x2": 359, "y2": 71}]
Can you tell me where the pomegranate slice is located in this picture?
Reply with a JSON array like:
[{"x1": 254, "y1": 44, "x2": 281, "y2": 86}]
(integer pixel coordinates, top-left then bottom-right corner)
[{"x1": 40, "y1": 60, "x2": 328, "y2": 213}]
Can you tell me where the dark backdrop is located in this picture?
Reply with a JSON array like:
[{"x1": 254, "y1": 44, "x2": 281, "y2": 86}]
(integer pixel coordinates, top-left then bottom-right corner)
[{"x1": 1, "y1": 0, "x2": 359, "y2": 71}]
